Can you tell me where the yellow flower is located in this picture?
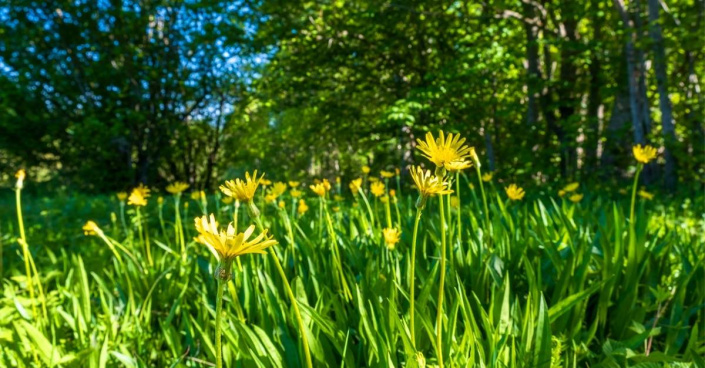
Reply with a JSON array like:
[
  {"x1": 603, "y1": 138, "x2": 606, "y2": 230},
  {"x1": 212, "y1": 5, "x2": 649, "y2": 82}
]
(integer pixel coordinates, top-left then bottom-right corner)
[
  {"x1": 313, "y1": 178, "x2": 321, "y2": 184},
  {"x1": 117, "y1": 192, "x2": 128, "y2": 201},
  {"x1": 310, "y1": 183, "x2": 328, "y2": 197},
  {"x1": 290, "y1": 189, "x2": 302, "y2": 198},
  {"x1": 158, "y1": 196, "x2": 164, "y2": 205},
  {"x1": 190, "y1": 191, "x2": 202, "y2": 201},
  {"x1": 128, "y1": 184, "x2": 150, "y2": 206},
  {"x1": 633, "y1": 144, "x2": 657, "y2": 164},
  {"x1": 297, "y1": 199, "x2": 309, "y2": 215},
  {"x1": 409, "y1": 166, "x2": 453, "y2": 198},
  {"x1": 562, "y1": 182, "x2": 579, "y2": 193},
  {"x1": 369, "y1": 176, "x2": 379, "y2": 183},
  {"x1": 481, "y1": 173, "x2": 493, "y2": 182},
  {"x1": 336, "y1": 176, "x2": 341, "y2": 184},
  {"x1": 362, "y1": 165, "x2": 371, "y2": 174},
  {"x1": 15, "y1": 169, "x2": 26, "y2": 189},
  {"x1": 380, "y1": 195, "x2": 389, "y2": 204},
  {"x1": 260, "y1": 178, "x2": 272, "y2": 186},
  {"x1": 395, "y1": 168, "x2": 400, "y2": 176},
  {"x1": 334, "y1": 195, "x2": 344, "y2": 202},
  {"x1": 322, "y1": 178, "x2": 332, "y2": 191},
  {"x1": 389, "y1": 189, "x2": 396, "y2": 197},
  {"x1": 383, "y1": 228, "x2": 401, "y2": 250},
  {"x1": 265, "y1": 193, "x2": 277, "y2": 203},
  {"x1": 349, "y1": 178, "x2": 363, "y2": 193},
  {"x1": 558, "y1": 189, "x2": 566, "y2": 197},
  {"x1": 380, "y1": 170, "x2": 395, "y2": 178},
  {"x1": 505, "y1": 184, "x2": 525, "y2": 201},
  {"x1": 370, "y1": 181, "x2": 386, "y2": 197},
  {"x1": 271, "y1": 182, "x2": 288, "y2": 197},
  {"x1": 222, "y1": 196, "x2": 234, "y2": 204},
  {"x1": 166, "y1": 181, "x2": 190, "y2": 194},
  {"x1": 638, "y1": 189, "x2": 654, "y2": 200},
  {"x1": 416, "y1": 130, "x2": 474, "y2": 168},
  {"x1": 220, "y1": 171, "x2": 263, "y2": 202},
  {"x1": 445, "y1": 159, "x2": 472, "y2": 172},
  {"x1": 288, "y1": 181, "x2": 300, "y2": 188},
  {"x1": 278, "y1": 200, "x2": 286, "y2": 209},
  {"x1": 82, "y1": 221, "x2": 103, "y2": 236},
  {"x1": 194, "y1": 214, "x2": 277, "y2": 263},
  {"x1": 332, "y1": 206, "x2": 340, "y2": 213},
  {"x1": 568, "y1": 193, "x2": 583, "y2": 203}
]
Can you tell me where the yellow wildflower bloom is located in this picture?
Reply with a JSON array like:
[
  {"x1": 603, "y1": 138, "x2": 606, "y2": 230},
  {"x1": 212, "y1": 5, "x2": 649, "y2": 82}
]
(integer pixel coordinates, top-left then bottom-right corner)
[
  {"x1": 450, "y1": 195, "x2": 459, "y2": 208},
  {"x1": 380, "y1": 195, "x2": 389, "y2": 204},
  {"x1": 194, "y1": 214, "x2": 277, "y2": 263},
  {"x1": 15, "y1": 169, "x2": 26, "y2": 189},
  {"x1": 633, "y1": 144, "x2": 657, "y2": 164},
  {"x1": 569, "y1": 193, "x2": 583, "y2": 203},
  {"x1": 505, "y1": 184, "x2": 525, "y2": 201},
  {"x1": 369, "y1": 176, "x2": 379, "y2": 183},
  {"x1": 278, "y1": 200, "x2": 286, "y2": 209},
  {"x1": 362, "y1": 165, "x2": 371, "y2": 174},
  {"x1": 322, "y1": 178, "x2": 332, "y2": 191},
  {"x1": 290, "y1": 189, "x2": 302, "y2": 198},
  {"x1": 82, "y1": 221, "x2": 103, "y2": 236},
  {"x1": 288, "y1": 181, "x2": 300, "y2": 188},
  {"x1": 332, "y1": 206, "x2": 340, "y2": 213},
  {"x1": 265, "y1": 193, "x2": 277, "y2": 203},
  {"x1": 221, "y1": 196, "x2": 234, "y2": 204},
  {"x1": 445, "y1": 160, "x2": 472, "y2": 172},
  {"x1": 260, "y1": 178, "x2": 272, "y2": 186},
  {"x1": 190, "y1": 191, "x2": 202, "y2": 201},
  {"x1": 409, "y1": 166, "x2": 453, "y2": 198},
  {"x1": 395, "y1": 168, "x2": 400, "y2": 176},
  {"x1": 416, "y1": 130, "x2": 474, "y2": 168},
  {"x1": 349, "y1": 178, "x2": 363, "y2": 193},
  {"x1": 334, "y1": 195, "x2": 344, "y2": 202},
  {"x1": 481, "y1": 172, "x2": 493, "y2": 182},
  {"x1": 310, "y1": 183, "x2": 327, "y2": 197},
  {"x1": 271, "y1": 182, "x2": 288, "y2": 197},
  {"x1": 158, "y1": 196, "x2": 164, "y2": 205},
  {"x1": 166, "y1": 181, "x2": 189, "y2": 194},
  {"x1": 383, "y1": 228, "x2": 401, "y2": 250},
  {"x1": 297, "y1": 199, "x2": 309, "y2": 215},
  {"x1": 562, "y1": 182, "x2": 579, "y2": 193},
  {"x1": 380, "y1": 170, "x2": 395, "y2": 178},
  {"x1": 117, "y1": 192, "x2": 128, "y2": 201},
  {"x1": 128, "y1": 184, "x2": 150, "y2": 206},
  {"x1": 370, "y1": 181, "x2": 386, "y2": 197},
  {"x1": 220, "y1": 171, "x2": 263, "y2": 202}
]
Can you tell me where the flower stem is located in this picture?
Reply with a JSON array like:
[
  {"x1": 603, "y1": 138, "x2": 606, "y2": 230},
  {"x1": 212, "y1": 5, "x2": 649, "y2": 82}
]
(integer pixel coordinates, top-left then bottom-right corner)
[
  {"x1": 409, "y1": 207, "x2": 423, "y2": 347},
  {"x1": 214, "y1": 274, "x2": 226, "y2": 368},
  {"x1": 16, "y1": 188, "x2": 36, "y2": 317},
  {"x1": 254, "y1": 218, "x2": 312, "y2": 368},
  {"x1": 436, "y1": 193, "x2": 447, "y2": 368}
]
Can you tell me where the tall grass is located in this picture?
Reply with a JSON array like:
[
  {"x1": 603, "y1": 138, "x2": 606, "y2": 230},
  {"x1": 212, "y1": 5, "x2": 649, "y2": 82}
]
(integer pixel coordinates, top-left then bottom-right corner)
[{"x1": 0, "y1": 174, "x2": 703, "y2": 367}]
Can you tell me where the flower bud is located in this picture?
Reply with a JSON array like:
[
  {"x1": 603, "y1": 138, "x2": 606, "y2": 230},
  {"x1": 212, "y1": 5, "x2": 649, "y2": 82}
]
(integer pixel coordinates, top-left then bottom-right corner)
[{"x1": 247, "y1": 201, "x2": 261, "y2": 219}]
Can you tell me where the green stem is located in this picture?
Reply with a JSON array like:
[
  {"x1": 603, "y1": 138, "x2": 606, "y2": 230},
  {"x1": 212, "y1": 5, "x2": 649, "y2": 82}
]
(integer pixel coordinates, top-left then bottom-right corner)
[
  {"x1": 629, "y1": 164, "x2": 642, "y2": 228},
  {"x1": 456, "y1": 172, "x2": 462, "y2": 245},
  {"x1": 357, "y1": 188, "x2": 375, "y2": 234},
  {"x1": 215, "y1": 274, "x2": 226, "y2": 368},
  {"x1": 254, "y1": 218, "x2": 313, "y2": 368},
  {"x1": 16, "y1": 188, "x2": 36, "y2": 318},
  {"x1": 409, "y1": 207, "x2": 423, "y2": 347},
  {"x1": 436, "y1": 193, "x2": 447, "y2": 368},
  {"x1": 475, "y1": 165, "x2": 491, "y2": 246}
]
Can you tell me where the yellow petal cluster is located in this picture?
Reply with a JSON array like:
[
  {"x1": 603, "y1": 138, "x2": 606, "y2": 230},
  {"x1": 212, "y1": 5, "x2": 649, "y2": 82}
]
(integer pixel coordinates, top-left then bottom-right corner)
[
  {"x1": 416, "y1": 130, "x2": 474, "y2": 168},
  {"x1": 380, "y1": 170, "x2": 395, "y2": 178},
  {"x1": 15, "y1": 169, "x2": 26, "y2": 189},
  {"x1": 505, "y1": 184, "x2": 525, "y2": 201},
  {"x1": 349, "y1": 178, "x2": 363, "y2": 193},
  {"x1": 569, "y1": 193, "x2": 583, "y2": 203},
  {"x1": 482, "y1": 173, "x2": 493, "y2": 182},
  {"x1": 220, "y1": 171, "x2": 263, "y2": 202},
  {"x1": 633, "y1": 144, "x2": 657, "y2": 164},
  {"x1": 297, "y1": 199, "x2": 309, "y2": 215},
  {"x1": 166, "y1": 181, "x2": 190, "y2": 194},
  {"x1": 194, "y1": 215, "x2": 277, "y2": 263},
  {"x1": 370, "y1": 181, "x2": 386, "y2": 197},
  {"x1": 128, "y1": 184, "x2": 150, "y2": 206},
  {"x1": 409, "y1": 166, "x2": 452, "y2": 198},
  {"x1": 383, "y1": 228, "x2": 401, "y2": 250}
]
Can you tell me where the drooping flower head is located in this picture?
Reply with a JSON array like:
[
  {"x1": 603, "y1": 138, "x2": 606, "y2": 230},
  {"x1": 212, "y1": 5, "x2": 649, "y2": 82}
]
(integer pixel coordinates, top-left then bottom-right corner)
[
  {"x1": 370, "y1": 181, "x2": 386, "y2": 197},
  {"x1": 194, "y1": 214, "x2": 277, "y2": 265},
  {"x1": 416, "y1": 131, "x2": 474, "y2": 169},
  {"x1": 15, "y1": 169, "x2": 26, "y2": 189},
  {"x1": 409, "y1": 166, "x2": 453, "y2": 209},
  {"x1": 380, "y1": 170, "x2": 395, "y2": 179},
  {"x1": 505, "y1": 184, "x2": 525, "y2": 201},
  {"x1": 310, "y1": 183, "x2": 328, "y2": 197},
  {"x1": 128, "y1": 184, "x2": 150, "y2": 206},
  {"x1": 297, "y1": 199, "x2": 309, "y2": 215},
  {"x1": 166, "y1": 182, "x2": 190, "y2": 195},
  {"x1": 383, "y1": 228, "x2": 401, "y2": 250},
  {"x1": 349, "y1": 178, "x2": 363, "y2": 194},
  {"x1": 638, "y1": 189, "x2": 654, "y2": 200},
  {"x1": 445, "y1": 160, "x2": 472, "y2": 173},
  {"x1": 568, "y1": 193, "x2": 583, "y2": 203},
  {"x1": 82, "y1": 221, "x2": 103, "y2": 236},
  {"x1": 220, "y1": 171, "x2": 264, "y2": 203},
  {"x1": 633, "y1": 144, "x2": 657, "y2": 164}
]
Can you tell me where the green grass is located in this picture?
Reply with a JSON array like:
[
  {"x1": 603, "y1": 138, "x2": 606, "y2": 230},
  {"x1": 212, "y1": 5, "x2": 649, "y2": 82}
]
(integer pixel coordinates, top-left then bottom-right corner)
[{"x1": 0, "y1": 178, "x2": 703, "y2": 367}]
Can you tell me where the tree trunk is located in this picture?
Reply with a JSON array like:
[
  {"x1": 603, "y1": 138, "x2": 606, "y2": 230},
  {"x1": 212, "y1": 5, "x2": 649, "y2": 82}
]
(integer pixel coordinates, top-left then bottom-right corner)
[
  {"x1": 523, "y1": 1, "x2": 541, "y2": 126},
  {"x1": 586, "y1": 0, "x2": 603, "y2": 173},
  {"x1": 648, "y1": 0, "x2": 678, "y2": 191}
]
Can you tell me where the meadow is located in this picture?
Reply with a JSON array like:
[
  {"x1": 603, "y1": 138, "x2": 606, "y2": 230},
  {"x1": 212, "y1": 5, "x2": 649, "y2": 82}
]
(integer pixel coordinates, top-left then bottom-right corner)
[{"x1": 0, "y1": 133, "x2": 703, "y2": 368}]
